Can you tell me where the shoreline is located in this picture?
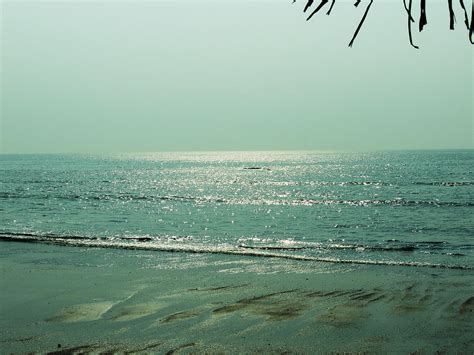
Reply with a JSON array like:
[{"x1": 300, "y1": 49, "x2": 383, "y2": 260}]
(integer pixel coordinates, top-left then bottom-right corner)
[{"x1": 1, "y1": 235, "x2": 471, "y2": 271}]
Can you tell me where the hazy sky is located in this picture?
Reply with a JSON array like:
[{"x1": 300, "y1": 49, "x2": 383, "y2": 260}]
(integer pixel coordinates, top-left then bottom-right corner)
[{"x1": 1, "y1": 0, "x2": 472, "y2": 153}]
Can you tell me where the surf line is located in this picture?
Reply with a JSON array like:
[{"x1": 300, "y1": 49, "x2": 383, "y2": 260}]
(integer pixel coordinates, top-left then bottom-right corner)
[{"x1": 0, "y1": 234, "x2": 472, "y2": 271}]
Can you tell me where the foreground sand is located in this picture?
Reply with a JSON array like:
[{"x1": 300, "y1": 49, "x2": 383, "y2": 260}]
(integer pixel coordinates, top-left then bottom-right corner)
[{"x1": 1, "y1": 242, "x2": 473, "y2": 353}]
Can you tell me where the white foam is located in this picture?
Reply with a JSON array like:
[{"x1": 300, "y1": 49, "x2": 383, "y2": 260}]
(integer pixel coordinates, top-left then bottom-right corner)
[{"x1": 1, "y1": 233, "x2": 471, "y2": 270}]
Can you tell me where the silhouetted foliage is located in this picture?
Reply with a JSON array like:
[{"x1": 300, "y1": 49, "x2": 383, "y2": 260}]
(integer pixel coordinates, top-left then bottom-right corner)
[{"x1": 294, "y1": 0, "x2": 474, "y2": 47}]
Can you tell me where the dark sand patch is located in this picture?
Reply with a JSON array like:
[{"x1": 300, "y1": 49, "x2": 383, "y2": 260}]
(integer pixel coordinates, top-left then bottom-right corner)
[
  {"x1": 124, "y1": 341, "x2": 163, "y2": 353},
  {"x1": 46, "y1": 341, "x2": 164, "y2": 354},
  {"x1": 187, "y1": 284, "x2": 249, "y2": 292},
  {"x1": 318, "y1": 303, "x2": 370, "y2": 327},
  {"x1": 212, "y1": 289, "x2": 307, "y2": 321},
  {"x1": 166, "y1": 342, "x2": 196, "y2": 355},
  {"x1": 47, "y1": 344, "x2": 101, "y2": 355},
  {"x1": 255, "y1": 303, "x2": 308, "y2": 321},
  {"x1": 459, "y1": 296, "x2": 474, "y2": 314},
  {"x1": 392, "y1": 287, "x2": 434, "y2": 315},
  {"x1": 213, "y1": 303, "x2": 247, "y2": 315},
  {"x1": 350, "y1": 291, "x2": 380, "y2": 301},
  {"x1": 305, "y1": 289, "x2": 362, "y2": 298},
  {"x1": 108, "y1": 302, "x2": 164, "y2": 321},
  {"x1": 46, "y1": 302, "x2": 115, "y2": 323},
  {"x1": 304, "y1": 288, "x2": 387, "y2": 306},
  {"x1": 160, "y1": 309, "x2": 201, "y2": 323},
  {"x1": 366, "y1": 294, "x2": 386, "y2": 303},
  {"x1": 0, "y1": 335, "x2": 43, "y2": 343}
]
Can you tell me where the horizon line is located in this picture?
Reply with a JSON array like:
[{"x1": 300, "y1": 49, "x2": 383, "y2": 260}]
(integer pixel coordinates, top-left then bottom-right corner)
[{"x1": 1, "y1": 148, "x2": 473, "y2": 156}]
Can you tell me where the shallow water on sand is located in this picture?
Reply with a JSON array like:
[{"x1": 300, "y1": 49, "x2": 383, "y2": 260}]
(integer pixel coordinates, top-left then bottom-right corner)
[{"x1": 1, "y1": 243, "x2": 473, "y2": 353}]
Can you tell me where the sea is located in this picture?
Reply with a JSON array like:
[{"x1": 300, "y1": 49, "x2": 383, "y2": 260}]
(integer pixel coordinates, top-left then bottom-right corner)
[
  {"x1": 1, "y1": 150, "x2": 473, "y2": 353},
  {"x1": 1, "y1": 150, "x2": 473, "y2": 269}
]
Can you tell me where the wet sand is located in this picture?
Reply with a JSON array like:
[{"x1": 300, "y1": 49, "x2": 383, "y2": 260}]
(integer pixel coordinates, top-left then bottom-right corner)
[{"x1": 1, "y1": 242, "x2": 473, "y2": 353}]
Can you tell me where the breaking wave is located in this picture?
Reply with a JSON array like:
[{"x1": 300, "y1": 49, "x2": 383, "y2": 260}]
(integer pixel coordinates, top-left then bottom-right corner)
[{"x1": 0, "y1": 232, "x2": 471, "y2": 271}]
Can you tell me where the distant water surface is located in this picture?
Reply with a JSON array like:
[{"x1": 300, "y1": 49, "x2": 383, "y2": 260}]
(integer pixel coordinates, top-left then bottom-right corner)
[{"x1": 1, "y1": 150, "x2": 473, "y2": 269}]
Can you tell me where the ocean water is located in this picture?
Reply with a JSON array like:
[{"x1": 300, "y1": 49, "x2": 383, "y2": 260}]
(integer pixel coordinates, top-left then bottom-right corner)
[
  {"x1": 1, "y1": 151, "x2": 473, "y2": 353},
  {"x1": 1, "y1": 150, "x2": 473, "y2": 269}
]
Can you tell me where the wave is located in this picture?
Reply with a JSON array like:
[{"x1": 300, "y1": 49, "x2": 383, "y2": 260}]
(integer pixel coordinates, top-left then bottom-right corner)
[
  {"x1": 413, "y1": 181, "x2": 474, "y2": 187},
  {"x1": 251, "y1": 181, "x2": 391, "y2": 187},
  {"x1": 0, "y1": 232, "x2": 471, "y2": 271},
  {"x1": 5, "y1": 179, "x2": 473, "y2": 188},
  {"x1": 239, "y1": 240, "x2": 473, "y2": 255},
  {"x1": 276, "y1": 199, "x2": 474, "y2": 207},
  {"x1": 1, "y1": 192, "x2": 472, "y2": 208},
  {"x1": 238, "y1": 243, "x2": 418, "y2": 252}
]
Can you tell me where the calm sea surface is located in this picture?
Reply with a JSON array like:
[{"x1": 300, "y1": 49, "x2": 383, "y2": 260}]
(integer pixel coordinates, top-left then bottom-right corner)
[{"x1": 1, "y1": 150, "x2": 473, "y2": 269}]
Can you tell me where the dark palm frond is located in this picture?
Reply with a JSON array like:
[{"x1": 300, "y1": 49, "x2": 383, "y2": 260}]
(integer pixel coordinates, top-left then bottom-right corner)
[
  {"x1": 403, "y1": 0, "x2": 415, "y2": 22},
  {"x1": 349, "y1": 0, "x2": 374, "y2": 47},
  {"x1": 304, "y1": 0, "x2": 314, "y2": 12},
  {"x1": 327, "y1": 0, "x2": 336, "y2": 15},
  {"x1": 293, "y1": 0, "x2": 474, "y2": 47},
  {"x1": 408, "y1": 0, "x2": 419, "y2": 48},
  {"x1": 306, "y1": 0, "x2": 329, "y2": 21},
  {"x1": 419, "y1": 0, "x2": 427, "y2": 32},
  {"x1": 448, "y1": 0, "x2": 456, "y2": 30},
  {"x1": 459, "y1": 0, "x2": 470, "y2": 29},
  {"x1": 470, "y1": 1, "x2": 474, "y2": 43}
]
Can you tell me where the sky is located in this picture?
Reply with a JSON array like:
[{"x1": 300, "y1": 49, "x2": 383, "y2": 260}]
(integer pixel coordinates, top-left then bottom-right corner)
[{"x1": 0, "y1": 0, "x2": 472, "y2": 153}]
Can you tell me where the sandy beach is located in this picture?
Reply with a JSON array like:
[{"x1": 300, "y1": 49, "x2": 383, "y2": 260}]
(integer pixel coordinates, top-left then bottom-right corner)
[{"x1": 1, "y1": 241, "x2": 473, "y2": 353}]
